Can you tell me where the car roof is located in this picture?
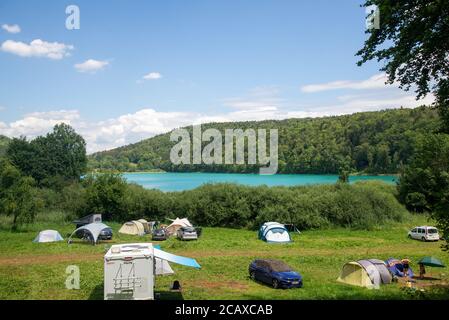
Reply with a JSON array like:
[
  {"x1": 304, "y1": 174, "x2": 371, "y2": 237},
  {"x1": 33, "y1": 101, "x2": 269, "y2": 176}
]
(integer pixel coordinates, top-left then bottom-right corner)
[{"x1": 414, "y1": 226, "x2": 437, "y2": 229}]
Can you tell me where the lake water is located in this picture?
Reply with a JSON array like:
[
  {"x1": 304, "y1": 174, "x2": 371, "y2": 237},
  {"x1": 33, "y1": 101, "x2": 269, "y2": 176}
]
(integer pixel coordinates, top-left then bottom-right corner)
[{"x1": 123, "y1": 172, "x2": 398, "y2": 192}]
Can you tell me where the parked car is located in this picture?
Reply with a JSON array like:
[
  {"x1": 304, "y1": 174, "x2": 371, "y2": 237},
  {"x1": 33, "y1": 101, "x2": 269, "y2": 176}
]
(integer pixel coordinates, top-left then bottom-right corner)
[
  {"x1": 408, "y1": 226, "x2": 440, "y2": 241},
  {"x1": 152, "y1": 228, "x2": 168, "y2": 241},
  {"x1": 177, "y1": 226, "x2": 198, "y2": 240},
  {"x1": 249, "y1": 259, "x2": 302, "y2": 289},
  {"x1": 99, "y1": 227, "x2": 113, "y2": 240}
]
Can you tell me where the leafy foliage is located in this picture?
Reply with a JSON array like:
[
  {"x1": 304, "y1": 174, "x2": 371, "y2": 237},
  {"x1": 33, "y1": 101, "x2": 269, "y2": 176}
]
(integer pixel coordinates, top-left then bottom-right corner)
[
  {"x1": 68, "y1": 174, "x2": 406, "y2": 231},
  {"x1": 0, "y1": 161, "x2": 42, "y2": 228},
  {"x1": 6, "y1": 124, "x2": 87, "y2": 187},
  {"x1": 0, "y1": 135, "x2": 10, "y2": 157},
  {"x1": 357, "y1": 0, "x2": 449, "y2": 132},
  {"x1": 89, "y1": 107, "x2": 439, "y2": 174},
  {"x1": 398, "y1": 134, "x2": 449, "y2": 249}
]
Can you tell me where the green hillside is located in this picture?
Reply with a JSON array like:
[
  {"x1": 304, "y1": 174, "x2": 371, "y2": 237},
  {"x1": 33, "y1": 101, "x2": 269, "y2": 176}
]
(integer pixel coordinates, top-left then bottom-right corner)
[
  {"x1": 88, "y1": 106, "x2": 439, "y2": 174},
  {"x1": 0, "y1": 135, "x2": 10, "y2": 157}
]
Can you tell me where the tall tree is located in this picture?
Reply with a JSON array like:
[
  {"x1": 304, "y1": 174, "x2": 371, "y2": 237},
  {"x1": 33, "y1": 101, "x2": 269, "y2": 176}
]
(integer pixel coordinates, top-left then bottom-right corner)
[
  {"x1": 0, "y1": 161, "x2": 41, "y2": 228},
  {"x1": 357, "y1": 0, "x2": 449, "y2": 131},
  {"x1": 6, "y1": 124, "x2": 87, "y2": 186}
]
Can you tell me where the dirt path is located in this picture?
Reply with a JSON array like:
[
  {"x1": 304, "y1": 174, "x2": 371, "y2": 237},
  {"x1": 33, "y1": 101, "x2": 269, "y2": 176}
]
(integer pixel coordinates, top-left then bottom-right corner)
[
  {"x1": 0, "y1": 253, "x2": 103, "y2": 267},
  {"x1": 0, "y1": 243, "x2": 427, "y2": 267}
]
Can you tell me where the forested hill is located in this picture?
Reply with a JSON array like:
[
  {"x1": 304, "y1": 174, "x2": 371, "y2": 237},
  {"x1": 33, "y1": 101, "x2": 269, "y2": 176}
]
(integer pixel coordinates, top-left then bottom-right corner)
[
  {"x1": 88, "y1": 107, "x2": 439, "y2": 174},
  {"x1": 0, "y1": 135, "x2": 10, "y2": 157}
]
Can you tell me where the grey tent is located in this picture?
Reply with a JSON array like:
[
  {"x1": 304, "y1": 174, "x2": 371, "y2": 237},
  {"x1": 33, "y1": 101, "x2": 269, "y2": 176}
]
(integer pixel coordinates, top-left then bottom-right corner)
[
  {"x1": 68, "y1": 222, "x2": 111, "y2": 245},
  {"x1": 338, "y1": 258, "x2": 392, "y2": 289}
]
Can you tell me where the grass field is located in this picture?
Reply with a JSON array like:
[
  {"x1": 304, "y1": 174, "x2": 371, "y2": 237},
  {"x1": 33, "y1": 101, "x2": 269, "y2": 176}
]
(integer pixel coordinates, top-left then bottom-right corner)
[{"x1": 0, "y1": 212, "x2": 448, "y2": 300}]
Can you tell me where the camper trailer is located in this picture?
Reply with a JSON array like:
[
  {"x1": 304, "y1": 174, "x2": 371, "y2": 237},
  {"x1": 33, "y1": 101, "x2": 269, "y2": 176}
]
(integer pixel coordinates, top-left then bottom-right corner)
[
  {"x1": 104, "y1": 243, "x2": 200, "y2": 300},
  {"x1": 73, "y1": 214, "x2": 102, "y2": 228}
]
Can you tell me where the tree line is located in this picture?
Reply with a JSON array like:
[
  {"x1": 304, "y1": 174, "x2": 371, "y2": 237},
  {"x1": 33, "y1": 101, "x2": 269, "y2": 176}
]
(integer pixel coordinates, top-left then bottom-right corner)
[{"x1": 89, "y1": 107, "x2": 439, "y2": 174}]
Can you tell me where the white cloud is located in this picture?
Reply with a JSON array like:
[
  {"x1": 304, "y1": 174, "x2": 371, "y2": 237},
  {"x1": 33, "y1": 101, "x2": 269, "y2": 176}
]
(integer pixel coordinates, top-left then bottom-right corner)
[
  {"x1": 0, "y1": 83, "x2": 435, "y2": 153},
  {"x1": 1, "y1": 39, "x2": 74, "y2": 59},
  {"x1": 142, "y1": 72, "x2": 162, "y2": 80},
  {"x1": 301, "y1": 73, "x2": 393, "y2": 93},
  {"x1": 1, "y1": 24, "x2": 21, "y2": 34},
  {"x1": 74, "y1": 59, "x2": 109, "y2": 73}
]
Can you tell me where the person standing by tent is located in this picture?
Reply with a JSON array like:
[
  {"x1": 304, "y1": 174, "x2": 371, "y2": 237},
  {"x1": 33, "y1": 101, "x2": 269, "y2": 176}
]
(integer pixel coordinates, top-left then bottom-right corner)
[
  {"x1": 402, "y1": 259, "x2": 411, "y2": 282},
  {"x1": 419, "y1": 263, "x2": 426, "y2": 279}
]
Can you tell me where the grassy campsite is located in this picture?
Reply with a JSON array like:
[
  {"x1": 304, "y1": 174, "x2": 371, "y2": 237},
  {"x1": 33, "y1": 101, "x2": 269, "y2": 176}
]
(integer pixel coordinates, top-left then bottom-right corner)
[{"x1": 0, "y1": 212, "x2": 448, "y2": 300}]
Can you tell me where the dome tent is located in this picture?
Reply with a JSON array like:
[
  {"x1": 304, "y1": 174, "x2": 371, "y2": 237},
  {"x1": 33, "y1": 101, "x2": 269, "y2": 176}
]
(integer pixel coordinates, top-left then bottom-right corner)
[
  {"x1": 138, "y1": 219, "x2": 151, "y2": 234},
  {"x1": 337, "y1": 259, "x2": 392, "y2": 289},
  {"x1": 119, "y1": 221, "x2": 146, "y2": 236},
  {"x1": 33, "y1": 230, "x2": 64, "y2": 243},
  {"x1": 258, "y1": 222, "x2": 291, "y2": 243}
]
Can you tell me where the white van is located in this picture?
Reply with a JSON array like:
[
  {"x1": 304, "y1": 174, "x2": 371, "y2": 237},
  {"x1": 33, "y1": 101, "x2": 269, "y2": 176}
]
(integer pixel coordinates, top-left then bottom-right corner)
[{"x1": 408, "y1": 226, "x2": 440, "y2": 242}]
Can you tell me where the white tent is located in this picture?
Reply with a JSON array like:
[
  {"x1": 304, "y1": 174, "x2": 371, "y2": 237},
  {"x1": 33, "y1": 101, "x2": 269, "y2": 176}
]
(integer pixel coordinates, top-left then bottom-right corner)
[
  {"x1": 33, "y1": 230, "x2": 64, "y2": 243},
  {"x1": 258, "y1": 222, "x2": 292, "y2": 243},
  {"x1": 68, "y1": 222, "x2": 111, "y2": 245},
  {"x1": 119, "y1": 221, "x2": 146, "y2": 236},
  {"x1": 166, "y1": 217, "x2": 192, "y2": 236},
  {"x1": 155, "y1": 258, "x2": 175, "y2": 275}
]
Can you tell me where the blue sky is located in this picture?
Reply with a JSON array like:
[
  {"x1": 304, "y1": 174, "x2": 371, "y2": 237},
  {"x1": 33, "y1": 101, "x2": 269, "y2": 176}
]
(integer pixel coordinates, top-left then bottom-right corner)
[{"x1": 0, "y1": 0, "x2": 433, "y2": 152}]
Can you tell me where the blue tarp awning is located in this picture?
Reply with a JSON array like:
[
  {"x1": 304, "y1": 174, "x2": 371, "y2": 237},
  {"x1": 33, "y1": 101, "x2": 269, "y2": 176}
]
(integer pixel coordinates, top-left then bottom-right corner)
[{"x1": 154, "y1": 247, "x2": 201, "y2": 269}]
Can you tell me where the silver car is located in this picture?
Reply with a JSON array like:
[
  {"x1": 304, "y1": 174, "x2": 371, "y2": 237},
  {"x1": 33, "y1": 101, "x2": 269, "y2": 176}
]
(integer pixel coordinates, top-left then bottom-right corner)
[
  {"x1": 408, "y1": 226, "x2": 440, "y2": 241},
  {"x1": 177, "y1": 226, "x2": 198, "y2": 241}
]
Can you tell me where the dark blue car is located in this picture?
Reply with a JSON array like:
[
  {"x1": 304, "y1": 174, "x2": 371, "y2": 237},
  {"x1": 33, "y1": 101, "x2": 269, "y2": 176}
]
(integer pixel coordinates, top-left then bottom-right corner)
[{"x1": 249, "y1": 259, "x2": 303, "y2": 289}]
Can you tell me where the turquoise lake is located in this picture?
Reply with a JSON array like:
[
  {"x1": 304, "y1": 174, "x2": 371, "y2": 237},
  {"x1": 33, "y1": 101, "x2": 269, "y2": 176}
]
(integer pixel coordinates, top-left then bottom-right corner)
[{"x1": 123, "y1": 172, "x2": 398, "y2": 192}]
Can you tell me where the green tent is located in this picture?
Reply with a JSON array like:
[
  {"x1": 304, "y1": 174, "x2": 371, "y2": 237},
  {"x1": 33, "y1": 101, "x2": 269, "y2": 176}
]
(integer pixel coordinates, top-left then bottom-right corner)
[{"x1": 418, "y1": 257, "x2": 446, "y2": 268}]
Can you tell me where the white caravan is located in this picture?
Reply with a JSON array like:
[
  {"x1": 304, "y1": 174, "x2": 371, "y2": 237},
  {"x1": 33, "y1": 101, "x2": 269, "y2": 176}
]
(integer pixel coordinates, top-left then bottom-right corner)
[{"x1": 104, "y1": 243, "x2": 200, "y2": 300}]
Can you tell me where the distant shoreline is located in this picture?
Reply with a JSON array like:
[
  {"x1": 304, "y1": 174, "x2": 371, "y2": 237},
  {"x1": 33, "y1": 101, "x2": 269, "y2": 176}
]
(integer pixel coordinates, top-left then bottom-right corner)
[{"x1": 115, "y1": 171, "x2": 400, "y2": 176}]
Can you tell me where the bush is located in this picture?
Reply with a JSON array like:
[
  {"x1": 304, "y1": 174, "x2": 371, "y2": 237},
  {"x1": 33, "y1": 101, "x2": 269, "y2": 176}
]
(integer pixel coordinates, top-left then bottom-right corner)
[{"x1": 60, "y1": 174, "x2": 407, "y2": 231}]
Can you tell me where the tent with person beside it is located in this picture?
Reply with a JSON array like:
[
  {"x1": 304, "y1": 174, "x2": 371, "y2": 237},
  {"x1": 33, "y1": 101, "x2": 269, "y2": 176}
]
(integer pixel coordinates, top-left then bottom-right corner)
[
  {"x1": 119, "y1": 220, "x2": 146, "y2": 236},
  {"x1": 33, "y1": 230, "x2": 64, "y2": 243},
  {"x1": 258, "y1": 222, "x2": 292, "y2": 243},
  {"x1": 385, "y1": 258, "x2": 414, "y2": 278},
  {"x1": 337, "y1": 259, "x2": 392, "y2": 289}
]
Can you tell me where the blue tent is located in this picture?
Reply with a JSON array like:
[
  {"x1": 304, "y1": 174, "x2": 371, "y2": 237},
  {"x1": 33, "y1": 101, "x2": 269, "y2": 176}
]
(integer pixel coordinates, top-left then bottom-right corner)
[
  {"x1": 385, "y1": 258, "x2": 414, "y2": 278},
  {"x1": 258, "y1": 222, "x2": 292, "y2": 243}
]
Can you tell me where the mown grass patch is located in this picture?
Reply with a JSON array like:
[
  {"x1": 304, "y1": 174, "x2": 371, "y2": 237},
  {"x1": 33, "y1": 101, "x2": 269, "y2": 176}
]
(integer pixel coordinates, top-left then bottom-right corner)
[{"x1": 0, "y1": 214, "x2": 448, "y2": 300}]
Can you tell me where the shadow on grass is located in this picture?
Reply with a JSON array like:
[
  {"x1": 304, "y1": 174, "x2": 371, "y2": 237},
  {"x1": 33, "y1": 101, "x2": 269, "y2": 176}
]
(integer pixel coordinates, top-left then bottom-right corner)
[
  {"x1": 88, "y1": 285, "x2": 184, "y2": 300},
  {"x1": 156, "y1": 290, "x2": 184, "y2": 300},
  {"x1": 88, "y1": 284, "x2": 104, "y2": 300}
]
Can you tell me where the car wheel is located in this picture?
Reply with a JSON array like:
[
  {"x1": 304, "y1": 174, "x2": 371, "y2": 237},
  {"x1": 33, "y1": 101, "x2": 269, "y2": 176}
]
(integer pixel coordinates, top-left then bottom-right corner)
[
  {"x1": 421, "y1": 237, "x2": 426, "y2": 242},
  {"x1": 250, "y1": 271, "x2": 256, "y2": 281},
  {"x1": 272, "y1": 279, "x2": 279, "y2": 289},
  {"x1": 407, "y1": 234, "x2": 412, "y2": 239}
]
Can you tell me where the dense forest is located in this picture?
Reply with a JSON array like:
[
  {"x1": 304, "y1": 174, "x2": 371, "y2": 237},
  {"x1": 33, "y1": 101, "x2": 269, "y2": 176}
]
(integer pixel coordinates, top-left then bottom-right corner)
[{"x1": 89, "y1": 106, "x2": 439, "y2": 174}]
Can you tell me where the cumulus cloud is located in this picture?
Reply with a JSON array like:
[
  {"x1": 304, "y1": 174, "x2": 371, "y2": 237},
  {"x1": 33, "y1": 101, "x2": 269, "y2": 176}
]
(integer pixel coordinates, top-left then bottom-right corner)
[
  {"x1": 301, "y1": 73, "x2": 393, "y2": 93},
  {"x1": 142, "y1": 72, "x2": 162, "y2": 80},
  {"x1": 0, "y1": 110, "x2": 79, "y2": 139},
  {"x1": 0, "y1": 81, "x2": 435, "y2": 153},
  {"x1": 2, "y1": 24, "x2": 21, "y2": 34},
  {"x1": 1, "y1": 39, "x2": 74, "y2": 59},
  {"x1": 74, "y1": 59, "x2": 109, "y2": 73}
]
